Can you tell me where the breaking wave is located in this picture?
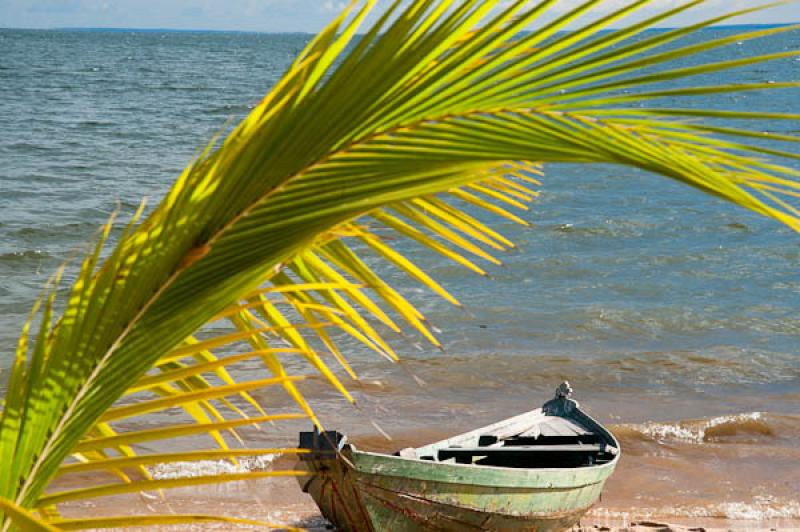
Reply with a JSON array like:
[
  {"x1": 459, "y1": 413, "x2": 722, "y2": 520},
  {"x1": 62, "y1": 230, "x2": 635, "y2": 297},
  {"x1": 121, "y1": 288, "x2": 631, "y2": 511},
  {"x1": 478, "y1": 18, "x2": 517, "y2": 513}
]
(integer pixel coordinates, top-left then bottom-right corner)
[
  {"x1": 612, "y1": 412, "x2": 777, "y2": 445},
  {"x1": 591, "y1": 496, "x2": 800, "y2": 522},
  {"x1": 148, "y1": 454, "x2": 278, "y2": 480}
]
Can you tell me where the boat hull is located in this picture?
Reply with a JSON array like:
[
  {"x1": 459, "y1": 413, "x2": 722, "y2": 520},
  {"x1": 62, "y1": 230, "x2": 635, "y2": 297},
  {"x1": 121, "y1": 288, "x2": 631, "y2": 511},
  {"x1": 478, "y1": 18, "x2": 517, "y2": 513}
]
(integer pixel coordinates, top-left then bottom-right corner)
[
  {"x1": 300, "y1": 389, "x2": 619, "y2": 531},
  {"x1": 302, "y1": 446, "x2": 615, "y2": 531}
]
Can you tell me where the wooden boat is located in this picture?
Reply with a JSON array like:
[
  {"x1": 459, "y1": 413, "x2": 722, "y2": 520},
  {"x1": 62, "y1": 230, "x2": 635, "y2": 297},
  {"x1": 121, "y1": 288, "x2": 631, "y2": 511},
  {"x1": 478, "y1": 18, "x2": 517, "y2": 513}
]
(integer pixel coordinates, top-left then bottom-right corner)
[{"x1": 298, "y1": 382, "x2": 619, "y2": 531}]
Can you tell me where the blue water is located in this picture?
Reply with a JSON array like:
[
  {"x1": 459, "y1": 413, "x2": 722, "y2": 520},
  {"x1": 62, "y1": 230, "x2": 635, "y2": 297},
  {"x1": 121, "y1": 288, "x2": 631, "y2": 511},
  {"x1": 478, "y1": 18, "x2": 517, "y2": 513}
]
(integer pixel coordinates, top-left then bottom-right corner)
[
  {"x1": 1, "y1": 27, "x2": 798, "y2": 399},
  {"x1": 2, "y1": 25, "x2": 800, "y2": 522}
]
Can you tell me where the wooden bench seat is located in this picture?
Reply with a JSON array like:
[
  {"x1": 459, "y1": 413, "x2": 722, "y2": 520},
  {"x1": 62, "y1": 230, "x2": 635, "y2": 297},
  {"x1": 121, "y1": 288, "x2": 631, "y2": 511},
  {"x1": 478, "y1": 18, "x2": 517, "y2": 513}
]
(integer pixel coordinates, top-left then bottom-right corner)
[{"x1": 438, "y1": 443, "x2": 612, "y2": 462}]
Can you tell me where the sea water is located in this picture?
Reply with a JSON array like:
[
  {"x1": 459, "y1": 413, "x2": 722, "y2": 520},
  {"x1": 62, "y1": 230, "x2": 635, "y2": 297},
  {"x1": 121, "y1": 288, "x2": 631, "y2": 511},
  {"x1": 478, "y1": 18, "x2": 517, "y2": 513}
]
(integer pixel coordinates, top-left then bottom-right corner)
[{"x1": 1, "y1": 27, "x2": 799, "y2": 526}]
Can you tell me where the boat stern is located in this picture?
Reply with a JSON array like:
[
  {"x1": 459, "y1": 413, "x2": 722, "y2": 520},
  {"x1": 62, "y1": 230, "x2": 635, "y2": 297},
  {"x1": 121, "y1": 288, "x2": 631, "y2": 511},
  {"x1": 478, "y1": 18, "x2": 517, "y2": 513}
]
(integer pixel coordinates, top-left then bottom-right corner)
[{"x1": 297, "y1": 429, "x2": 374, "y2": 531}]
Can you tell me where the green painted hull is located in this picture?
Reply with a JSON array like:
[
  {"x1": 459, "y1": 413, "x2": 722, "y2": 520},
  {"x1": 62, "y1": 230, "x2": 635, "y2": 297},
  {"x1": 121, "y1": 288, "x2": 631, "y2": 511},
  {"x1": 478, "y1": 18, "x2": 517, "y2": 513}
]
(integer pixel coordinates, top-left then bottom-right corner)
[{"x1": 299, "y1": 389, "x2": 619, "y2": 531}]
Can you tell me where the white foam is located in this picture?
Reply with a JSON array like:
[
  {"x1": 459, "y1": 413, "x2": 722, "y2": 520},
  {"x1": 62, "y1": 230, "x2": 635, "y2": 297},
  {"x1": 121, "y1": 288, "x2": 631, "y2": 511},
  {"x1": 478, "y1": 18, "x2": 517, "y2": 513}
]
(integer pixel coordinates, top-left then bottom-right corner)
[
  {"x1": 590, "y1": 496, "x2": 800, "y2": 521},
  {"x1": 629, "y1": 412, "x2": 763, "y2": 444},
  {"x1": 148, "y1": 454, "x2": 278, "y2": 480},
  {"x1": 716, "y1": 496, "x2": 800, "y2": 521}
]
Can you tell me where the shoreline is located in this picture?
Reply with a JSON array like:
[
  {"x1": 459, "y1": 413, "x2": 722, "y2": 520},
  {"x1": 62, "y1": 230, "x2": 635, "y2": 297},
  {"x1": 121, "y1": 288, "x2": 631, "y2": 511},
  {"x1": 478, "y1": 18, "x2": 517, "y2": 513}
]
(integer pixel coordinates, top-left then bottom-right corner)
[
  {"x1": 56, "y1": 416, "x2": 800, "y2": 531},
  {"x1": 59, "y1": 476, "x2": 800, "y2": 531},
  {"x1": 52, "y1": 400, "x2": 800, "y2": 530},
  {"x1": 51, "y1": 381, "x2": 800, "y2": 530}
]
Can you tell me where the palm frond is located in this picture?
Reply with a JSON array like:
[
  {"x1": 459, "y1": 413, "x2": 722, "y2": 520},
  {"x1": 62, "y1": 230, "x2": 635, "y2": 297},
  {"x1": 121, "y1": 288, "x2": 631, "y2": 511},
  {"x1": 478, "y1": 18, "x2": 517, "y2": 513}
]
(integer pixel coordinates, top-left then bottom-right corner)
[
  {"x1": 1, "y1": 0, "x2": 798, "y2": 527},
  {"x1": 0, "y1": 498, "x2": 58, "y2": 532}
]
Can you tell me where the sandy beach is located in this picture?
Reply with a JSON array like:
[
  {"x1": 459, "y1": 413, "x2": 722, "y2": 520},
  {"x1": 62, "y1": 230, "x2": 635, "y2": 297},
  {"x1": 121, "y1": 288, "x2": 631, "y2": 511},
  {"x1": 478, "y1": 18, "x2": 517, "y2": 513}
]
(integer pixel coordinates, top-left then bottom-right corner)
[
  {"x1": 55, "y1": 417, "x2": 800, "y2": 531},
  {"x1": 58, "y1": 475, "x2": 800, "y2": 531},
  {"x1": 52, "y1": 374, "x2": 800, "y2": 530}
]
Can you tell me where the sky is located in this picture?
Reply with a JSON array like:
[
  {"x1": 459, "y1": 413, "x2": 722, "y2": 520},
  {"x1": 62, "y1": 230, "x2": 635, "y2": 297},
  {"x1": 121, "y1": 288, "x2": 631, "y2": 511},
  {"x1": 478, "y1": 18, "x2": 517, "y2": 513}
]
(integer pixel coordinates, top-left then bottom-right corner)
[{"x1": 0, "y1": 1, "x2": 797, "y2": 33}]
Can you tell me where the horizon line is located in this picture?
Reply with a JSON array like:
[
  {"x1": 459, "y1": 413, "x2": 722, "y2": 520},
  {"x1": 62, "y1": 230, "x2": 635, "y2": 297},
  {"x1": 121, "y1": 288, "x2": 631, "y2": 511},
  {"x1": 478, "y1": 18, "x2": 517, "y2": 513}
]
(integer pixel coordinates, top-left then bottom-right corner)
[{"x1": 1, "y1": 22, "x2": 798, "y2": 35}]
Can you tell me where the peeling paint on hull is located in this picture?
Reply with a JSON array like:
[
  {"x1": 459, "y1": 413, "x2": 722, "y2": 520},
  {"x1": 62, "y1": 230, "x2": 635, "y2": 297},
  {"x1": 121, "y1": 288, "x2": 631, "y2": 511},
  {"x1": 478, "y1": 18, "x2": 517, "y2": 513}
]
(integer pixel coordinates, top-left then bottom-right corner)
[{"x1": 299, "y1": 388, "x2": 619, "y2": 531}]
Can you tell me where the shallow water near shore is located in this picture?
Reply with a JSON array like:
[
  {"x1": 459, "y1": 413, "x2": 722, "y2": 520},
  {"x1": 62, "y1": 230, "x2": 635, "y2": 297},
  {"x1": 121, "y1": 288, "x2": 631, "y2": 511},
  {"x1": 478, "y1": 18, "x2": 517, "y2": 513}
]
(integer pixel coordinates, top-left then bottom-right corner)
[
  {"x1": 2, "y1": 26, "x2": 799, "y2": 528},
  {"x1": 55, "y1": 395, "x2": 800, "y2": 529}
]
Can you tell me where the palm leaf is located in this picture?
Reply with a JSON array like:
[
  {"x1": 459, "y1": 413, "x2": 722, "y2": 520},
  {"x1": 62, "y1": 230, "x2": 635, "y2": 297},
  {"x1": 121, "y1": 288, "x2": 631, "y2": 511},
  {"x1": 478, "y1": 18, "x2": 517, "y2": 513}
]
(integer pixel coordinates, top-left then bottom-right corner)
[
  {"x1": 0, "y1": 499, "x2": 58, "y2": 532},
  {"x1": 1, "y1": 0, "x2": 798, "y2": 527}
]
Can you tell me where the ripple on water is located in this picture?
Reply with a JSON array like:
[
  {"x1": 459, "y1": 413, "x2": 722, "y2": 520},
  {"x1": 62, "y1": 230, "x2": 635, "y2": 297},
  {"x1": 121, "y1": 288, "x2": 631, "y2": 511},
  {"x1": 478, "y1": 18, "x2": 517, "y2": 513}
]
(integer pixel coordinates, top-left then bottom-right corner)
[
  {"x1": 0, "y1": 32, "x2": 798, "y2": 514},
  {"x1": 0, "y1": 249, "x2": 51, "y2": 263}
]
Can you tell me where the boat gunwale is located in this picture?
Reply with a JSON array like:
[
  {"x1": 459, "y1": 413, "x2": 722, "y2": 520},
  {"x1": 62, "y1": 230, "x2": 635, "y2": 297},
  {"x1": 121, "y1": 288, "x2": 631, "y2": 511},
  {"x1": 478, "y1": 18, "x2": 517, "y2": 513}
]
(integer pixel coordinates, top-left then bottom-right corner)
[
  {"x1": 343, "y1": 401, "x2": 620, "y2": 489},
  {"x1": 347, "y1": 446, "x2": 617, "y2": 488}
]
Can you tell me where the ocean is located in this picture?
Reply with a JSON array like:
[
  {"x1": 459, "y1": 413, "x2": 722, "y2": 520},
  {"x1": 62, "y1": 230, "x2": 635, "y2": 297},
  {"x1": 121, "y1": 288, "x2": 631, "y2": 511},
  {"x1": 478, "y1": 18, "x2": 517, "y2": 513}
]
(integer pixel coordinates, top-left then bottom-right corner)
[{"x1": 1, "y1": 27, "x2": 799, "y2": 527}]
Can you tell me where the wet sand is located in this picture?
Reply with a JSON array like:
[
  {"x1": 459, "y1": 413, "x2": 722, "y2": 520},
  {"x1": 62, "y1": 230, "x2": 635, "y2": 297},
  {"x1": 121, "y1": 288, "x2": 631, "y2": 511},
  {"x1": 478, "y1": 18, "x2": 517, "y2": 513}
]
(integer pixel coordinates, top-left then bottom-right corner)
[
  {"x1": 56, "y1": 412, "x2": 800, "y2": 531},
  {"x1": 58, "y1": 475, "x2": 800, "y2": 531},
  {"x1": 51, "y1": 370, "x2": 800, "y2": 530}
]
